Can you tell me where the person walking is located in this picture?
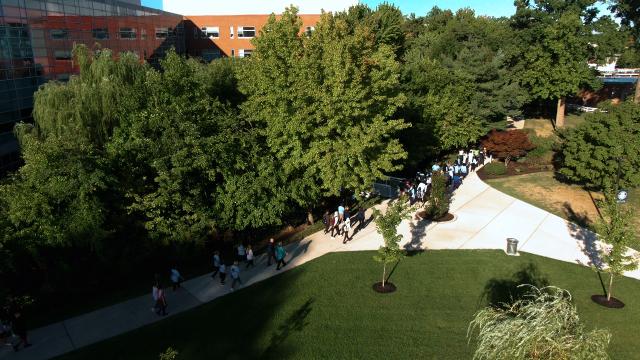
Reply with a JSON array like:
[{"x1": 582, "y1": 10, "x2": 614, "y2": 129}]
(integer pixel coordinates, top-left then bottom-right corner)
[
  {"x1": 11, "y1": 311, "x2": 31, "y2": 351},
  {"x1": 246, "y1": 245, "x2": 255, "y2": 268},
  {"x1": 275, "y1": 242, "x2": 287, "y2": 270},
  {"x1": 322, "y1": 211, "x2": 330, "y2": 234},
  {"x1": 338, "y1": 204, "x2": 345, "y2": 222},
  {"x1": 236, "y1": 243, "x2": 246, "y2": 263},
  {"x1": 266, "y1": 238, "x2": 276, "y2": 266},
  {"x1": 170, "y1": 267, "x2": 183, "y2": 291},
  {"x1": 342, "y1": 217, "x2": 352, "y2": 244},
  {"x1": 155, "y1": 284, "x2": 168, "y2": 316},
  {"x1": 152, "y1": 281, "x2": 160, "y2": 312},
  {"x1": 211, "y1": 251, "x2": 221, "y2": 278},
  {"x1": 230, "y1": 261, "x2": 242, "y2": 290},
  {"x1": 331, "y1": 211, "x2": 340, "y2": 239},
  {"x1": 219, "y1": 262, "x2": 227, "y2": 285}
]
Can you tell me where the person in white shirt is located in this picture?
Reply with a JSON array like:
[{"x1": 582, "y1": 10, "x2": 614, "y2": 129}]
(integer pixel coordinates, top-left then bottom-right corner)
[
  {"x1": 170, "y1": 268, "x2": 183, "y2": 291},
  {"x1": 417, "y1": 182, "x2": 427, "y2": 201},
  {"x1": 230, "y1": 261, "x2": 242, "y2": 290},
  {"x1": 246, "y1": 245, "x2": 255, "y2": 268},
  {"x1": 342, "y1": 217, "x2": 352, "y2": 244}
]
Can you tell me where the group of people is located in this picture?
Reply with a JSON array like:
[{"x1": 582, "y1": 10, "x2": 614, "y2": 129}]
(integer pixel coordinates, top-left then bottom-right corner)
[
  {"x1": 322, "y1": 205, "x2": 366, "y2": 244},
  {"x1": 0, "y1": 310, "x2": 30, "y2": 352}
]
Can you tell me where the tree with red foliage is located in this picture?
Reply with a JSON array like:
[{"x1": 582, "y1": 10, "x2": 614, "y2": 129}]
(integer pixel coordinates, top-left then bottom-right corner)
[{"x1": 482, "y1": 129, "x2": 535, "y2": 167}]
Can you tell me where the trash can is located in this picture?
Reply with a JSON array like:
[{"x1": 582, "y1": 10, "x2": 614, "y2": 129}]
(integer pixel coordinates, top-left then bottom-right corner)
[{"x1": 506, "y1": 238, "x2": 519, "y2": 256}]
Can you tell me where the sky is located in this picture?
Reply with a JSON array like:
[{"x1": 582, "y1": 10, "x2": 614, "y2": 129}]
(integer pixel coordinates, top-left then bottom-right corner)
[{"x1": 143, "y1": 0, "x2": 611, "y2": 18}]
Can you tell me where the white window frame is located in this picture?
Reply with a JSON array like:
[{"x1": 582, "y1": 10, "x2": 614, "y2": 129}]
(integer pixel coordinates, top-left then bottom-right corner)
[
  {"x1": 237, "y1": 26, "x2": 255, "y2": 38},
  {"x1": 155, "y1": 27, "x2": 169, "y2": 40},
  {"x1": 118, "y1": 27, "x2": 137, "y2": 40},
  {"x1": 239, "y1": 49, "x2": 252, "y2": 58},
  {"x1": 229, "y1": 26, "x2": 234, "y2": 38},
  {"x1": 201, "y1": 26, "x2": 219, "y2": 39}
]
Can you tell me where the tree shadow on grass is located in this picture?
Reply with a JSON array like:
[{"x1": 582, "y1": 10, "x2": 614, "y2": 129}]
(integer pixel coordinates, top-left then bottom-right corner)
[
  {"x1": 562, "y1": 202, "x2": 592, "y2": 229},
  {"x1": 262, "y1": 298, "x2": 314, "y2": 358},
  {"x1": 481, "y1": 263, "x2": 549, "y2": 309}
]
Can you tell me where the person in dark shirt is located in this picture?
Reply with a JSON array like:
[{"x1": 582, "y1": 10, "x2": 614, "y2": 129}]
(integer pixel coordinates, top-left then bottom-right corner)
[{"x1": 12, "y1": 311, "x2": 31, "y2": 351}]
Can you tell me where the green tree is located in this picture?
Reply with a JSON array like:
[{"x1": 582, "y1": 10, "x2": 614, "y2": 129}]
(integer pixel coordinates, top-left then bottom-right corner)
[
  {"x1": 595, "y1": 192, "x2": 638, "y2": 302},
  {"x1": 424, "y1": 172, "x2": 450, "y2": 219},
  {"x1": 558, "y1": 101, "x2": 640, "y2": 190},
  {"x1": 469, "y1": 286, "x2": 611, "y2": 360},
  {"x1": 401, "y1": 8, "x2": 525, "y2": 167},
  {"x1": 609, "y1": 0, "x2": 640, "y2": 103},
  {"x1": 372, "y1": 197, "x2": 410, "y2": 288},
  {"x1": 508, "y1": 0, "x2": 622, "y2": 127},
  {"x1": 240, "y1": 7, "x2": 409, "y2": 202}
]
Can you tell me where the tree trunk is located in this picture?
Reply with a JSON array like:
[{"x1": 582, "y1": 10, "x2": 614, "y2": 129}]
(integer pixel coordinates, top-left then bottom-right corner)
[
  {"x1": 504, "y1": 156, "x2": 510, "y2": 168},
  {"x1": 555, "y1": 97, "x2": 566, "y2": 128},
  {"x1": 607, "y1": 273, "x2": 614, "y2": 302},
  {"x1": 382, "y1": 263, "x2": 386, "y2": 288},
  {"x1": 634, "y1": 77, "x2": 640, "y2": 104},
  {"x1": 307, "y1": 210, "x2": 314, "y2": 225}
]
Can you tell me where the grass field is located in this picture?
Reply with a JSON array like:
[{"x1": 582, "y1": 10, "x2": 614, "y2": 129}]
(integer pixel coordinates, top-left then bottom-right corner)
[
  {"x1": 57, "y1": 250, "x2": 640, "y2": 360},
  {"x1": 524, "y1": 114, "x2": 586, "y2": 137}
]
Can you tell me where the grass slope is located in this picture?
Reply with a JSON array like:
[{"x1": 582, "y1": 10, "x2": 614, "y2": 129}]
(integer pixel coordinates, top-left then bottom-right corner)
[{"x1": 57, "y1": 250, "x2": 640, "y2": 360}]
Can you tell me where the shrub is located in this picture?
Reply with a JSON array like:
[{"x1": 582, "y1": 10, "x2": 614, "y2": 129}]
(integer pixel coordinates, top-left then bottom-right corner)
[
  {"x1": 483, "y1": 162, "x2": 507, "y2": 176},
  {"x1": 424, "y1": 172, "x2": 451, "y2": 219},
  {"x1": 482, "y1": 129, "x2": 535, "y2": 167}
]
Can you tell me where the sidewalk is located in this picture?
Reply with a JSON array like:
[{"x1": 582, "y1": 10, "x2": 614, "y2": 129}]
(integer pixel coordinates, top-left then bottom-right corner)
[{"x1": 4, "y1": 171, "x2": 639, "y2": 360}]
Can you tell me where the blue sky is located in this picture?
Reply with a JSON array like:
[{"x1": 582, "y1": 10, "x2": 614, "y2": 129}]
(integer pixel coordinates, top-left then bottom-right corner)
[{"x1": 141, "y1": 0, "x2": 611, "y2": 18}]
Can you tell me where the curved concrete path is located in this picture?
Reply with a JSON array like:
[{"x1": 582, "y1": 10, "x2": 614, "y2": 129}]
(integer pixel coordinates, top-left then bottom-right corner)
[{"x1": 3, "y1": 171, "x2": 639, "y2": 360}]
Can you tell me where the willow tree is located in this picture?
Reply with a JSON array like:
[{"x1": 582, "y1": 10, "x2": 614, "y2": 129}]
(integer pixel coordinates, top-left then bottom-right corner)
[{"x1": 469, "y1": 286, "x2": 611, "y2": 360}]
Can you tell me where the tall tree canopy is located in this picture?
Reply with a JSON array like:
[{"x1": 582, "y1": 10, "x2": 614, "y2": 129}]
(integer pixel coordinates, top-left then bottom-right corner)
[
  {"x1": 401, "y1": 8, "x2": 525, "y2": 168},
  {"x1": 508, "y1": 0, "x2": 623, "y2": 127},
  {"x1": 240, "y1": 7, "x2": 409, "y2": 199}
]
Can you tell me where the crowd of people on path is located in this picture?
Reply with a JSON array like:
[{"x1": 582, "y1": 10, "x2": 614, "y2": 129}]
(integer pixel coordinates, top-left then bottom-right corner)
[
  {"x1": 401, "y1": 146, "x2": 491, "y2": 204},
  {"x1": 322, "y1": 205, "x2": 367, "y2": 244},
  {"x1": 0, "y1": 309, "x2": 31, "y2": 352}
]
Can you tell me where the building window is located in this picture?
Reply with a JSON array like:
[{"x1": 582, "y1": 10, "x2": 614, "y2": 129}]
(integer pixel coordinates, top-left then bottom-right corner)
[
  {"x1": 201, "y1": 26, "x2": 219, "y2": 39},
  {"x1": 202, "y1": 48, "x2": 221, "y2": 62},
  {"x1": 141, "y1": 28, "x2": 147, "y2": 40},
  {"x1": 237, "y1": 26, "x2": 255, "y2": 38},
  {"x1": 118, "y1": 27, "x2": 136, "y2": 39},
  {"x1": 54, "y1": 50, "x2": 72, "y2": 60},
  {"x1": 239, "y1": 49, "x2": 252, "y2": 58},
  {"x1": 231, "y1": 49, "x2": 234, "y2": 57},
  {"x1": 92, "y1": 28, "x2": 109, "y2": 40},
  {"x1": 50, "y1": 29, "x2": 68, "y2": 40},
  {"x1": 229, "y1": 26, "x2": 234, "y2": 38},
  {"x1": 155, "y1": 27, "x2": 169, "y2": 39}
]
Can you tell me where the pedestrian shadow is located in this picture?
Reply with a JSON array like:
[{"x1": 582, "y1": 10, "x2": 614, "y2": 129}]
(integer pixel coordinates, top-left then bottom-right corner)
[
  {"x1": 352, "y1": 215, "x2": 375, "y2": 236},
  {"x1": 567, "y1": 219, "x2": 603, "y2": 270},
  {"x1": 262, "y1": 298, "x2": 314, "y2": 357},
  {"x1": 405, "y1": 218, "x2": 431, "y2": 254},
  {"x1": 480, "y1": 263, "x2": 549, "y2": 308},
  {"x1": 288, "y1": 240, "x2": 312, "y2": 263}
]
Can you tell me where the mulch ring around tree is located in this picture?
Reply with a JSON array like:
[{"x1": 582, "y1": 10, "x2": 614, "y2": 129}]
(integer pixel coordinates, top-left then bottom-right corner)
[
  {"x1": 415, "y1": 211, "x2": 455, "y2": 222},
  {"x1": 591, "y1": 295, "x2": 625, "y2": 309},
  {"x1": 373, "y1": 282, "x2": 397, "y2": 293}
]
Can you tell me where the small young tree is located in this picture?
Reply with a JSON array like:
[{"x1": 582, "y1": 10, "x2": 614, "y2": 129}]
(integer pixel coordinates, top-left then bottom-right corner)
[
  {"x1": 482, "y1": 129, "x2": 535, "y2": 168},
  {"x1": 372, "y1": 197, "x2": 411, "y2": 288},
  {"x1": 595, "y1": 191, "x2": 638, "y2": 302},
  {"x1": 469, "y1": 286, "x2": 611, "y2": 360},
  {"x1": 424, "y1": 172, "x2": 450, "y2": 220}
]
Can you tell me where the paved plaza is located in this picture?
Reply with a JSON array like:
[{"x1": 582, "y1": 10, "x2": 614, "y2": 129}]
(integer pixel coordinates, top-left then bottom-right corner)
[{"x1": 3, "y1": 171, "x2": 639, "y2": 360}]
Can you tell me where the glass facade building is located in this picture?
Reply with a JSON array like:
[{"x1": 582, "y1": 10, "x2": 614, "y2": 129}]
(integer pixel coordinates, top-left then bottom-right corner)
[{"x1": 0, "y1": 0, "x2": 185, "y2": 172}]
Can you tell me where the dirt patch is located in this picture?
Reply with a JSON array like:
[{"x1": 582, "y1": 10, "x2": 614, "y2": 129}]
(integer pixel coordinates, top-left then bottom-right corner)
[
  {"x1": 591, "y1": 295, "x2": 625, "y2": 309},
  {"x1": 372, "y1": 282, "x2": 397, "y2": 293},
  {"x1": 486, "y1": 172, "x2": 602, "y2": 227}
]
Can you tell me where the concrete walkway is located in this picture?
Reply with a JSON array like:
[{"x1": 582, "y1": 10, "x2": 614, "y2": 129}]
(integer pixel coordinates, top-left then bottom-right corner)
[{"x1": 3, "y1": 172, "x2": 639, "y2": 360}]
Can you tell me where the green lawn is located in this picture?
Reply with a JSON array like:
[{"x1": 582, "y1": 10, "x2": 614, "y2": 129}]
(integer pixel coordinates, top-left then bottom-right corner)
[{"x1": 57, "y1": 250, "x2": 640, "y2": 360}]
